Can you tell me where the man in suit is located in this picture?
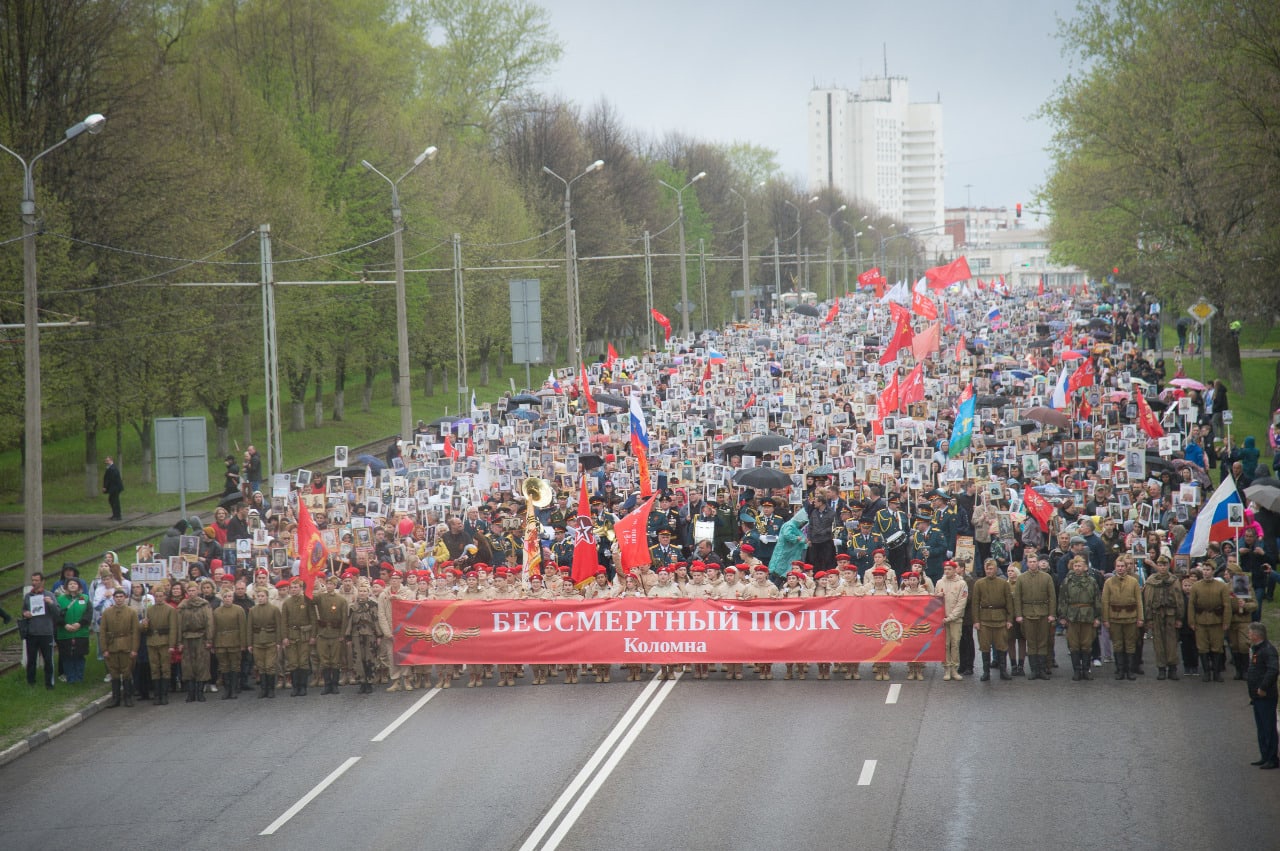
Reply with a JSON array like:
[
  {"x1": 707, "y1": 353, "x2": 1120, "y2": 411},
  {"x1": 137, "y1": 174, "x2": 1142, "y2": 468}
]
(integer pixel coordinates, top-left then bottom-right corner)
[
  {"x1": 1246, "y1": 623, "x2": 1279, "y2": 769},
  {"x1": 103, "y1": 456, "x2": 124, "y2": 521}
]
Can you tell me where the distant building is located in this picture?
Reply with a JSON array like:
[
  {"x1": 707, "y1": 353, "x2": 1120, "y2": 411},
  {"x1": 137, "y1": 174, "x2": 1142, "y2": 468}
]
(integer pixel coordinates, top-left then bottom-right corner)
[
  {"x1": 943, "y1": 209, "x2": 1087, "y2": 291},
  {"x1": 808, "y1": 77, "x2": 944, "y2": 233}
]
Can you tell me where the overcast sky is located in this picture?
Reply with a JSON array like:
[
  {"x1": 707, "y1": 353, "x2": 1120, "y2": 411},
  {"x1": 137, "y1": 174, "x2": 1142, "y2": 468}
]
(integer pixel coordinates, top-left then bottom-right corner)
[{"x1": 535, "y1": 0, "x2": 1080, "y2": 216}]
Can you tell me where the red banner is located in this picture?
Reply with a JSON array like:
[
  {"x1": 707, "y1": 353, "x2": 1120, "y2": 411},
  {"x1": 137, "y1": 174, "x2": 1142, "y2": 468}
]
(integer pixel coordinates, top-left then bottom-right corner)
[{"x1": 392, "y1": 596, "x2": 944, "y2": 665}]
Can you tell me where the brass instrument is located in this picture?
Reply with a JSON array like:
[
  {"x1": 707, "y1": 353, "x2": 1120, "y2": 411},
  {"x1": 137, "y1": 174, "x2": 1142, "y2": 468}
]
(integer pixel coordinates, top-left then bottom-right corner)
[{"x1": 523, "y1": 476, "x2": 554, "y2": 509}]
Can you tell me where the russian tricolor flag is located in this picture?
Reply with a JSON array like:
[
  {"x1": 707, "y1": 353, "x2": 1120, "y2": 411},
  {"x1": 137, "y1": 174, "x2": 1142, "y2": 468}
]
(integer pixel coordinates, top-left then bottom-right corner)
[
  {"x1": 1178, "y1": 475, "x2": 1243, "y2": 557},
  {"x1": 629, "y1": 394, "x2": 652, "y2": 497}
]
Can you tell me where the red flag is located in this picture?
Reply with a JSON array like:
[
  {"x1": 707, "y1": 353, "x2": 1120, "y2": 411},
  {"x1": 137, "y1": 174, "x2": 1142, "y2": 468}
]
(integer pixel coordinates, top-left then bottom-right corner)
[
  {"x1": 465, "y1": 436, "x2": 475, "y2": 457},
  {"x1": 1037, "y1": 275, "x2": 1046, "y2": 296},
  {"x1": 1077, "y1": 396, "x2": 1092, "y2": 422},
  {"x1": 1069, "y1": 283, "x2": 1078, "y2": 297},
  {"x1": 699, "y1": 360, "x2": 711, "y2": 394},
  {"x1": 1135, "y1": 388, "x2": 1165, "y2": 438},
  {"x1": 888, "y1": 300, "x2": 912, "y2": 327},
  {"x1": 955, "y1": 332, "x2": 967, "y2": 363},
  {"x1": 570, "y1": 476, "x2": 601, "y2": 589},
  {"x1": 898, "y1": 363, "x2": 925, "y2": 413},
  {"x1": 880, "y1": 371, "x2": 900, "y2": 414},
  {"x1": 821, "y1": 301, "x2": 840, "y2": 325},
  {"x1": 924, "y1": 256, "x2": 972, "y2": 290},
  {"x1": 442, "y1": 434, "x2": 457, "y2": 460},
  {"x1": 1063, "y1": 327, "x2": 1073, "y2": 350},
  {"x1": 605, "y1": 343, "x2": 619, "y2": 371},
  {"x1": 1022, "y1": 485, "x2": 1054, "y2": 533},
  {"x1": 580, "y1": 362, "x2": 597, "y2": 414},
  {"x1": 878, "y1": 315, "x2": 914, "y2": 365},
  {"x1": 857, "y1": 267, "x2": 886, "y2": 289},
  {"x1": 296, "y1": 499, "x2": 328, "y2": 599},
  {"x1": 873, "y1": 279, "x2": 887, "y2": 299},
  {"x1": 651, "y1": 309, "x2": 672, "y2": 341},
  {"x1": 1068, "y1": 358, "x2": 1095, "y2": 394},
  {"x1": 911, "y1": 321, "x2": 941, "y2": 361},
  {"x1": 911, "y1": 289, "x2": 938, "y2": 320},
  {"x1": 614, "y1": 496, "x2": 656, "y2": 571}
]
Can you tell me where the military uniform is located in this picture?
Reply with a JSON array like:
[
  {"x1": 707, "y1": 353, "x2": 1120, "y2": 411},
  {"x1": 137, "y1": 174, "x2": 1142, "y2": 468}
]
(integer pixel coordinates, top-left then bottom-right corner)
[
  {"x1": 849, "y1": 529, "x2": 881, "y2": 577},
  {"x1": 281, "y1": 590, "x2": 317, "y2": 695},
  {"x1": 1057, "y1": 571, "x2": 1101, "y2": 681},
  {"x1": 1189, "y1": 575, "x2": 1232, "y2": 681},
  {"x1": 649, "y1": 539, "x2": 681, "y2": 567},
  {"x1": 1142, "y1": 571, "x2": 1184, "y2": 680},
  {"x1": 313, "y1": 589, "x2": 350, "y2": 694},
  {"x1": 748, "y1": 509, "x2": 784, "y2": 567},
  {"x1": 212, "y1": 602, "x2": 249, "y2": 698},
  {"x1": 912, "y1": 525, "x2": 947, "y2": 583},
  {"x1": 177, "y1": 595, "x2": 214, "y2": 702},
  {"x1": 249, "y1": 600, "x2": 284, "y2": 696},
  {"x1": 1013, "y1": 568, "x2": 1057, "y2": 680},
  {"x1": 1225, "y1": 568, "x2": 1259, "y2": 680},
  {"x1": 969, "y1": 572, "x2": 1014, "y2": 680},
  {"x1": 345, "y1": 596, "x2": 385, "y2": 693},
  {"x1": 1102, "y1": 571, "x2": 1144, "y2": 680},
  {"x1": 101, "y1": 600, "x2": 140, "y2": 707},
  {"x1": 874, "y1": 501, "x2": 910, "y2": 573},
  {"x1": 143, "y1": 601, "x2": 179, "y2": 704}
]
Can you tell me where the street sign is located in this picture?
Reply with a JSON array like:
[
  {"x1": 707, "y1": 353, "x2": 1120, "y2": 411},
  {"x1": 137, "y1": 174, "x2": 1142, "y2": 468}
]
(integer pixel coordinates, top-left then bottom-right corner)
[
  {"x1": 1186, "y1": 299, "x2": 1217, "y2": 325},
  {"x1": 508, "y1": 279, "x2": 543, "y2": 364}
]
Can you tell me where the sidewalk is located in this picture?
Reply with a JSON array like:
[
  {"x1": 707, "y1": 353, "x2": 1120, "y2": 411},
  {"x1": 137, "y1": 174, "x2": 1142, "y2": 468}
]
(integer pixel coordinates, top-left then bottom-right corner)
[{"x1": 0, "y1": 511, "x2": 193, "y2": 534}]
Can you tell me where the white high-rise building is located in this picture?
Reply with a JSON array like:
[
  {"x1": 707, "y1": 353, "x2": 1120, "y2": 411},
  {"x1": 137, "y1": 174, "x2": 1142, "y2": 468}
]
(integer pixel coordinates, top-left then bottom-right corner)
[{"x1": 808, "y1": 77, "x2": 944, "y2": 233}]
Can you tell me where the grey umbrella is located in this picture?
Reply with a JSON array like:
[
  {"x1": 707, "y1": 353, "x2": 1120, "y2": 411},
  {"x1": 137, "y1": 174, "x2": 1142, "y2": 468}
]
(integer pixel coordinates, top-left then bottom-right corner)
[
  {"x1": 791, "y1": 303, "x2": 822, "y2": 317},
  {"x1": 509, "y1": 393, "x2": 541, "y2": 405},
  {"x1": 733, "y1": 466, "x2": 793, "y2": 489},
  {"x1": 594, "y1": 393, "x2": 627, "y2": 409},
  {"x1": 743, "y1": 433, "x2": 793, "y2": 454},
  {"x1": 1245, "y1": 483, "x2": 1280, "y2": 514}
]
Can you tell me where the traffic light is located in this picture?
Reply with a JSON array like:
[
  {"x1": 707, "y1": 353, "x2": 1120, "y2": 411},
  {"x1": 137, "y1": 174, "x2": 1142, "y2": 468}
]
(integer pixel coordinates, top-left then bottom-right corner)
[{"x1": 1015, "y1": 203, "x2": 1022, "y2": 219}]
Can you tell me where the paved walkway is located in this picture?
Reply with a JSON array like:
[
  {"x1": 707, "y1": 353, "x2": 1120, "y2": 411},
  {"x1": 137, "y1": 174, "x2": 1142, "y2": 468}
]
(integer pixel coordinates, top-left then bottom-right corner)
[{"x1": 0, "y1": 511, "x2": 194, "y2": 534}]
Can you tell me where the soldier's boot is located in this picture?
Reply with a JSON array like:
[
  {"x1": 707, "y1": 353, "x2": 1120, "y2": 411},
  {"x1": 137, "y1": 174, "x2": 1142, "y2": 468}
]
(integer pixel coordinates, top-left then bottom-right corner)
[
  {"x1": 1113, "y1": 652, "x2": 1126, "y2": 680},
  {"x1": 300, "y1": 670, "x2": 311, "y2": 696},
  {"x1": 997, "y1": 651, "x2": 1012, "y2": 680},
  {"x1": 797, "y1": 664, "x2": 808, "y2": 680},
  {"x1": 1166, "y1": 664, "x2": 1179, "y2": 681},
  {"x1": 122, "y1": 678, "x2": 134, "y2": 707},
  {"x1": 320, "y1": 669, "x2": 331, "y2": 694},
  {"x1": 267, "y1": 674, "x2": 276, "y2": 698},
  {"x1": 196, "y1": 679, "x2": 207, "y2": 701},
  {"x1": 846, "y1": 663, "x2": 860, "y2": 681},
  {"x1": 184, "y1": 680, "x2": 195, "y2": 703},
  {"x1": 1234, "y1": 652, "x2": 1248, "y2": 680},
  {"x1": 259, "y1": 675, "x2": 270, "y2": 698},
  {"x1": 980, "y1": 653, "x2": 991, "y2": 682},
  {"x1": 1200, "y1": 654, "x2": 1213, "y2": 682},
  {"x1": 221, "y1": 674, "x2": 234, "y2": 700},
  {"x1": 1029, "y1": 656, "x2": 1041, "y2": 680},
  {"x1": 109, "y1": 677, "x2": 122, "y2": 708},
  {"x1": 1125, "y1": 652, "x2": 1137, "y2": 681},
  {"x1": 950, "y1": 664, "x2": 964, "y2": 681},
  {"x1": 1131, "y1": 653, "x2": 1144, "y2": 676},
  {"x1": 330, "y1": 668, "x2": 342, "y2": 694},
  {"x1": 1070, "y1": 652, "x2": 1082, "y2": 681},
  {"x1": 153, "y1": 680, "x2": 163, "y2": 706},
  {"x1": 1157, "y1": 665, "x2": 1168, "y2": 680},
  {"x1": 1213, "y1": 653, "x2": 1226, "y2": 682},
  {"x1": 1041, "y1": 655, "x2": 1052, "y2": 680}
]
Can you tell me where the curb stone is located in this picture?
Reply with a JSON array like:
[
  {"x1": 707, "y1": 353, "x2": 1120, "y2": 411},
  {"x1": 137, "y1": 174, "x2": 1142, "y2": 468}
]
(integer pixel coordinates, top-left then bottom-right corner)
[{"x1": 0, "y1": 692, "x2": 113, "y2": 769}]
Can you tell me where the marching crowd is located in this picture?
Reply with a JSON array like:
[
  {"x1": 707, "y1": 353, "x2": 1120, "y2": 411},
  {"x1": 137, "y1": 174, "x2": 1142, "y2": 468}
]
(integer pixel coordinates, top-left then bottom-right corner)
[{"x1": 20, "y1": 277, "x2": 1280, "y2": 745}]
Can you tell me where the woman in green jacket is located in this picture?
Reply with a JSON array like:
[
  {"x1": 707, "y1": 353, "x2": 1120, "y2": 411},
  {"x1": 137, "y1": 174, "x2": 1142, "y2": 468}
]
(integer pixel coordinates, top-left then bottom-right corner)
[{"x1": 57, "y1": 577, "x2": 93, "y2": 683}]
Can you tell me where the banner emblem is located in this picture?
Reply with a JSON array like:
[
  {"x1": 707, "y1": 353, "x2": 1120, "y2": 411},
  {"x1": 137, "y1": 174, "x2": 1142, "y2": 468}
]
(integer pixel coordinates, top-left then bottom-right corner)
[
  {"x1": 851, "y1": 615, "x2": 931, "y2": 644},
  {"x1": 405, "y1": 622, "x2": 481, "y2": 646}
]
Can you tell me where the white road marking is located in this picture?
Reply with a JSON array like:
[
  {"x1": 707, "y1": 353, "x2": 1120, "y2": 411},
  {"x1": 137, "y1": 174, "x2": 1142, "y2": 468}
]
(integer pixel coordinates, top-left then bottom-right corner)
[
  {"x1": 260, "y1": 756, "x2": 361, "y2": 836},
  {"x1": 857, "y1": 759, "x2": 877, "y2": 786},
  {"x1": 885, "y1": 683, "x2": 901, "y2": 704},
  {"x1": 518, "y1": 674, "x2": 671, "y2": 851},
  {"x1": 541, "y1": 674, "x2": 681, "y2": 850},
  {"x1": 371, "y1": 687, "x2": 441, "y2": 742}
]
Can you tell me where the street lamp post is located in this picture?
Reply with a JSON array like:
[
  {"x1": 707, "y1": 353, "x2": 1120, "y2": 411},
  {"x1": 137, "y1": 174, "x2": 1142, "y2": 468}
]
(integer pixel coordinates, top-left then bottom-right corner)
[
  {"x1": 817, "y1": 204, "x2": 846, "y2": 303},
  {"x1": 362, "y1": 145, "x2": 437, "y2": 442},
  {"x1": 728, "y1": 187, "x2": 750, "y2": 320},
  {"x1": 658, "y1": 171, "x2": 706, "y2": 339},
  {"x1": 782, "y1": 198, "x2": 801, "y2": 294},
  {"x1": 543, "y1": 160, "x2": 604, "y2": 366},
  {"x1": 0, "y1": 113, "x2": 106, "y2": 584}
]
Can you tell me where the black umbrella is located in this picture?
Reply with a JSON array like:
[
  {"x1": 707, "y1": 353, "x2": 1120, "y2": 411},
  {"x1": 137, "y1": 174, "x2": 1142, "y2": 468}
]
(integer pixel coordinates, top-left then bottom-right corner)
[
  {"x1": 219, "y1": 492, "x2": 245, "y2": 510},
  {"x1": 1143, "y1": 453, "x2": 1176, "y2": 476},
  {"x1": 1012, "y1": 420, "x2": 1040, "y2": 434},
  {"x1": 578, "y1": 453, "x2": 605, "y2": 470},
  {"x1": 733, "y1": 466, "x2": 793, "y2": 489},
  {"x1": 976, "y1": 395, "x2": 1010, "y2": 408},
  {"x1": 429, "y1": 415, "x2": 460, "y2": 427},
  {"x1": 717, "y1": 438, "x2": 747, "y2": 455},
  {"x1": 509, "y1": 393, "x2": 540, "y2": 406},
  {"x1": 1086, "y1": 318, "x2": 1111, "y2": 330},
  {"x1": 594, "y1": 393, "x2": 627, "y2": 409},
  {"x1": 743, "y1": 433, "x2": 793, "y2": 454},
  {"x1": 791, "y1": 303, "x2": 822, "y2": 317}
]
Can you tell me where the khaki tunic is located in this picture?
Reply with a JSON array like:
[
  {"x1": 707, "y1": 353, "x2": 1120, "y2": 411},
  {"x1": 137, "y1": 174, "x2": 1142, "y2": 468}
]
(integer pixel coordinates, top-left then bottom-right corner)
[
  {"x1": 101, "y1": 604, "x2": 140, "y2": 677},
  {"x1": 249, "y1": 603, "x2": 284, "y2": 675},
  {"x1": 177, "y1": 597, "x2": 215, "y2": 681},
  {"x1": 212, "y1": 604, "x2": 249, "y2": 675},
  {"x1": 970, "y1": 575, "x2": 1013, "y2": 652},
  {"x1": 143, "y1": 602, "x2": 179, "y2": 679},
  {"x1": 1189, "y1": 577, "x2": 1232, "y2": 654},
  {"x1": 281, "y1": 594, "x2": 317, "y2": 671},
  {"x1": 1013, "y1": 570, "x2": 1056, "y2": 656},
  {"x1": 312, "y1": 591, "x2": 350, "y2": 668}
]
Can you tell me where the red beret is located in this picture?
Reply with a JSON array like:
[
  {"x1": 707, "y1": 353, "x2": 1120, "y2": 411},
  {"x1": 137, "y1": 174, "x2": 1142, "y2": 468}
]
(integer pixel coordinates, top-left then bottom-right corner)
[
  {"x1": 872, "y1": 548, "x2": 885, "y2": 556},
  {"x1": 835, "y1": 554, "x2": 852, "y2": 563},
  {"x1": 341, "y1": 567, "x2": 359, "y2": 579},
  {"x1": 379, "y1": 562, "x2": 394, "y2": 572},
  {"x1": 209, "y1": 559, "x2": 223, "y2": 571},
  {"x1": 274, "y1": 579, "x2": 291, "y2": 590},
  {"x1": 872, "y1": 567, "x2": 888, "y2": 576},
  {"x1": 371, "y1": 579, "x2": 386, "y2": 587},
  {"x1": 902, "y1": 571, "x2": 920, "y2": 580},
  {"x1": 723, "y1": 565, "x2": 739, "y2": 574},
  {"x1": 656, "y1": 566, "x2": 672, "y2": 574},
  {"x1": 910, "y1": 559, "x2": 925, "y2": 567},
  {"x1": 740, "y1": 544, "x2": 755, "y2": 553},
  {"x1": 814, "y1": 570, "x2": 828, "y2": 580}
]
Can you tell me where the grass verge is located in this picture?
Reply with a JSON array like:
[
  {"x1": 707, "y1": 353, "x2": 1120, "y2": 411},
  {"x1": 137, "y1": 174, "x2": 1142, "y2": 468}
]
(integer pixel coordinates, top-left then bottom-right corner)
[{"x1": 0, "y1": 653, "x2": 110, "y2": 752}]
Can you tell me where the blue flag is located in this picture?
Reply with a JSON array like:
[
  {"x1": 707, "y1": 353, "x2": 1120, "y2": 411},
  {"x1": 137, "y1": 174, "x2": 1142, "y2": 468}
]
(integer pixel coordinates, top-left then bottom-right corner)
[{"x1": 948, "y1": 385, "x2": 975, "y2": 458}]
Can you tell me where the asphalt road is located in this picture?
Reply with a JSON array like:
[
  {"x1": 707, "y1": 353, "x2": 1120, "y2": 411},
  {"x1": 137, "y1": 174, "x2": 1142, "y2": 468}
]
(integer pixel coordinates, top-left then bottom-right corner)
[{"x1": 2, "y1": 655, "x2": 1277, "y2": 851}]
